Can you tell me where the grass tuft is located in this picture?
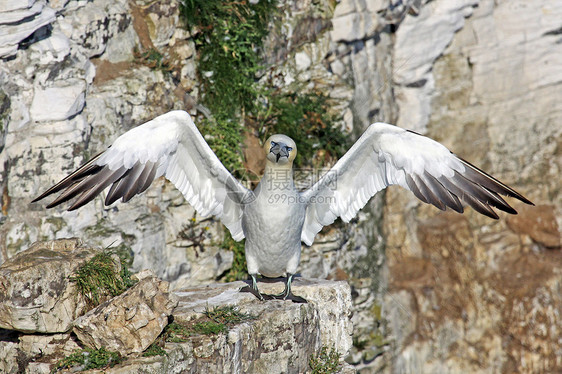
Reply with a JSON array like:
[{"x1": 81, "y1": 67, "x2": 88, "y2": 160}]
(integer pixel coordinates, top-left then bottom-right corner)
[
  {"x1": 204, "y1": 305, "x2": 255, "y2": 325},
  {"x1": 71, "y1": 250, "x2": 136, "y2": 307},
  {"x1": 142, "y1": 343, "x2": 168, "y2": 357},
  {"x1": 163, "y1": 321, "x2": 191, "y2": 343},
  {"x1": 191, "y1": 321, "x2": 226, "y2": 335},
  {"x1": 134, "y1": 47, "x2": 173, "y2": 72},
  {"x1": 309, "y1": 346, "x2": 342, "y2": 374},
  {"x1": 51, "y1": 347, "x2": 123, "y2": 373},
  {"x1": 189, "y1": 305, "x2": 255, "y2": 336}
]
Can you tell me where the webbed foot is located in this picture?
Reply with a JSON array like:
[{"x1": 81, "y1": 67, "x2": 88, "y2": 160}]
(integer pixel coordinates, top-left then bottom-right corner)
[
  {"x1": 271, "y1": 274, "x2": 307, "y2": 303},
  {"x1": 239, "y1": 274, "x2": 273, "y2": 301}
]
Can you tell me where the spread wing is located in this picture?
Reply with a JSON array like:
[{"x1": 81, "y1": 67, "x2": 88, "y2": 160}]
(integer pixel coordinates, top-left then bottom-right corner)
[
  {"x1": 300, "y1": 122, "x2": 533, "y2": 246},
  {"x1": 33, "y1": 110, "x2": 252, "y2": 241}
]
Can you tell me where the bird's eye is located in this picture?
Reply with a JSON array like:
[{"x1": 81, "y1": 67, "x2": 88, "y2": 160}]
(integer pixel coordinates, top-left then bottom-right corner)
[
  {"x1": 286, "y1": 147, "x2": 293, "y2": 152},
  {"x1": 271, "y1": 141, "x2": 277, "y2": 146}
]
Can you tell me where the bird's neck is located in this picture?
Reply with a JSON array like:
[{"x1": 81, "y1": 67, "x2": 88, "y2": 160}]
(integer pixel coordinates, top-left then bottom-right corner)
[{"x1": 263, "y1": 162, "x2": 294, "y2": 186}]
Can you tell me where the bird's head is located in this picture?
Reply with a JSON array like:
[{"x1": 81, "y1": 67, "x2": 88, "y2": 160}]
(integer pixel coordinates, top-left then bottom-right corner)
[{"x1": 264, "y1": 134, "x2": 297, "y2": 166}]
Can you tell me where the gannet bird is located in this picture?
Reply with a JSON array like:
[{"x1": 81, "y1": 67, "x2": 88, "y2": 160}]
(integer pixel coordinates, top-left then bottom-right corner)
[{"x1": 33, "y1": 110, "x2": 533, "y2": 302}]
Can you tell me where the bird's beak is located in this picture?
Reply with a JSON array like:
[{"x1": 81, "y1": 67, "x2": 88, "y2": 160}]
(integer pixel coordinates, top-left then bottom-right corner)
[{"x1": 269, "y1": 142, "x2": 292, "y2": 163}]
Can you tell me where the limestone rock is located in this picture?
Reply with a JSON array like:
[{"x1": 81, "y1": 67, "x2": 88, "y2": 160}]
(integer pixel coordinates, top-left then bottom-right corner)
[
  {"x1": 381, "y1": 0, "x2": 562, "y2": 371},
  {"x1": 0, "y1": 330, "x2": 82, "y2": 374},
  {"x1": 174, "y1": 277, "x2": 353, "y2": 356},
  {"x1": 0, "y1": 238, "x2": 94, "y2": 333},
  {"x1": 393, "y1": 0, "x2": 478, "y2": 132},
  {"x1": 0, "y1": 1, "x2": 36, "y2": 13},
  {"x1": 73, "y1": 275, "x2": 178, "y2": 355},
  {"x1": 61, "y1": 0, "x2": 135, "y2": 60},
  {"x1": 30, "y1": 81, "x2": 86, "y2": 122},
  {"x1": 0, "y1": 278, "x2": 352, "y2": 373},
  {"x1": 92, "y1": 278, "x2": 353, "y2": 373},
  {"x1": 331, "y1": 11, "x2": 379, "y2": 43},
  {"x1": 0, "y1": 2, "x2": 56, "y2": 59}
]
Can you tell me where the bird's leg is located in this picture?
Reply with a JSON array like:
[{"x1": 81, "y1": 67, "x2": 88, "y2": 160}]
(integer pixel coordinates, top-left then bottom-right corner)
[
  {"x1": 274, "y1": 273, "x2": 293, "y2": 299},
  {"x1": 272, "y1": 274, "x2": 307, "y2": 303},
  {"x1": 250, "y1": 274, "x2": 263, "y2": 300},
  {"x1": 239, "y1": 274, "x2": 268, "y2": 301}
]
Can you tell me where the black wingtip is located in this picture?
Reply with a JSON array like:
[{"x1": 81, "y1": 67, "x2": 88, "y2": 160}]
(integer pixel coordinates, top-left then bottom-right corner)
[
  {"x1": 458, "y1": 157, "x2": 534, "y2": 206},
  {"x1": 32, "y1": 186, "x2": 61, "y2": 204},
  {"x1": 30, "y1": 195, "x2": 42, "y2": 204},
  {"x1": 31, "y1": 152, "x2": 107, "y2": 207},
  {"x1": 502, "y1": 206, "x2": 518, "y2": 215},
  {"x1": 519, "y1": 195, "x2": 534, "y2": 206}
]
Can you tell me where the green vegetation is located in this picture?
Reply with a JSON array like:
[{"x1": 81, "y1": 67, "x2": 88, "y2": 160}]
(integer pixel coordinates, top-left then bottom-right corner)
[
  {"x1": 71, "y1": 250, "x2": 136, "y2": 307},
  {"x1": 192, "y1": 320, "x2": 226, "y2": 335},
  {"x1": 309, "y1": 346, "x2": 342, "y2": 374},
  {"x1": 259, "y1": 91, "x2": 349, "y2": 168},
  {"x1": 51, "y1": 347, "x2": 123, "y2": 373},
  {"x1": 205, "y1": 304, "x2": 255, "y2": 325},
  {"x1": 141, "y1": 306, "x2": 255, "y2": 357},
  {"x1": 191, "y1": 305, "x2": 255, "y2": 335},
  {"x1": 197, "y1": 118, "x2": 246, "y2": 180},
  {"x1": 142, "y1": 343, "x2": 168, "y2": 357},
  {"x1": 163, "y1": 321, "x2": 191, "y2": 343},
  {"x1": 180, "y1": 0, "x2": 349, "y2": 173},
  {"x1": 220, "y1": 229, "x2": 247, "y2": 282},
  {"x1": 353, "y1": 336, "x2": 368, "y2": 350},
  {"x1": 180, "y1": 0, "x2": 275, "y2": 118},
  {"x1": 180, "y1": 0, "x2": 276, "y2": 182}
]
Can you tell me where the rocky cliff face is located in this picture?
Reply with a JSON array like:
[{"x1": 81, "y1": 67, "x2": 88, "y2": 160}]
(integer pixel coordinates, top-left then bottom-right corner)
[
  {"x1": 0, "y1": 239, "x2": 353, "y2": 373},
  {"x1": 0, "y1": 0, "x2": 560, "y2": 373},
  {"x1": 382, "y1": 1, "x2": 562, "y2": 372}
]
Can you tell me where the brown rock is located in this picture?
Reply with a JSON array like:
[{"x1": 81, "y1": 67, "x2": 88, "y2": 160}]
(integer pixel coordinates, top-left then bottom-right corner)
[
  {"x1": 73, "y1": 275, "x2": 178, "y2": 355},
  {"x1": 243, "y1": 132, "x2": 266, "y2": 180},
  {"x1": 0, "y1": 238, "x2": 95, "y2": 333},
  {"x1": 506, "y1": 204, "x2": 561, "y2": 248}
]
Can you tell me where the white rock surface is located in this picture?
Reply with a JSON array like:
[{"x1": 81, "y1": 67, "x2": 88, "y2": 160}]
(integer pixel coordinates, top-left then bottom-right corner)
[
  {"x1": 30, "y1": 82, "x2": 86, "y2": 122},
  {"x1": 393, "y1": 0, "x2": 478, "y2": 131},
  {"x1": 0, "y1": 2, "x2": 56, "y2": 58},
  {"x1": 0, "y1": 239, "x2": 94, "y2": 333},
  {"x1": 0, "y1": 0, "x2": 36, "y2": 13},
  {"x1": 174, "y1": 278, "x2": 353, "y2": 356},
  {"x1": 383, "y1": 0, "x2": 562, "y2": 372},
  {"x1": 73, "y1": 275, "x2": 178, "y2": 354}
]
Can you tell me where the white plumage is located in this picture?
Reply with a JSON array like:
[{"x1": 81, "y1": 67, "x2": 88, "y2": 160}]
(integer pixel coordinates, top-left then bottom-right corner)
[{"x1": 34, "y1": 110, "x2": 533, "y2": 301}]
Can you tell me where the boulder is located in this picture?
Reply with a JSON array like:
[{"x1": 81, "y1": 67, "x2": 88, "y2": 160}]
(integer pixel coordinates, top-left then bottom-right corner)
[
  {"x1": 0, "y1": 328, "x2": 84, "y2": 374},
  {"x1": 0, "y1": 277, "x2": 353, "y2": 373},
  {"x1": 0, "y1": 238, "x2": 95, "y2": 333},
  {"x1": 73, "y1": 273, "x2": 178, "y2": 355},
  {"x1": 164, "y1": 277, "x2": 353, "y2": 374}
]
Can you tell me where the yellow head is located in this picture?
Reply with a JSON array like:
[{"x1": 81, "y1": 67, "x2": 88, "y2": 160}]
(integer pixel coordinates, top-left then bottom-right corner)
[{"x1": 263, "y1": 134, "x2": 297, "y2": 167}]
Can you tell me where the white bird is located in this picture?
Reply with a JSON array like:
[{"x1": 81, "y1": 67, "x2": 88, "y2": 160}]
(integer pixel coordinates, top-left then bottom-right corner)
[{"x1": 33, "y1": 110, "x2": 533, "y2": 302}]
